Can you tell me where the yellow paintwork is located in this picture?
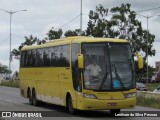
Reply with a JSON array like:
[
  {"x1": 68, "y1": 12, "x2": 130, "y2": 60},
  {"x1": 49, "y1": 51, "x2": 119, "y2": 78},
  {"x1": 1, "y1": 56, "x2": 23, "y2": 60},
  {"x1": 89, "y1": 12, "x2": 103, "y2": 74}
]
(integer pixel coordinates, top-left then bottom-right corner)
[
  {"x1": 77, "y1": 96, "x2": 136, "y2": 110},
  {"x1": 20, "y1": 36, "x2": 136, "y2": 110},
  {"x1": 21, "y1": 36, "x2": 128, "y2": 51},
  {"x1": 75, "y1": 89, "x2": 136, "y2": 110}
]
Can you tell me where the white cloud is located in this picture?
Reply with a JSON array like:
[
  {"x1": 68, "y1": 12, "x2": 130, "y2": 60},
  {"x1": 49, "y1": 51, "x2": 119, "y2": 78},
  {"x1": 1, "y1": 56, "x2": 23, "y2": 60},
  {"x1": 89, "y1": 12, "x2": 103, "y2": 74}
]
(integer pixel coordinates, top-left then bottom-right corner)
[{"x1": 0, "y1": 0, "x2": 160, "y2": 73}]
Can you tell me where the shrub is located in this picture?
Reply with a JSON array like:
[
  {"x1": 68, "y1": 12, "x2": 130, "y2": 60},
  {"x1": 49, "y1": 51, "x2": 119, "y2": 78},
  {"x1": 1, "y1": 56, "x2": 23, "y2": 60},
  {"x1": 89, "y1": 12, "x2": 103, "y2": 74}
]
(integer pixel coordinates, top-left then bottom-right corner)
[
  {"x1": 137, "y1": 95, "x2": 160, "y2": 109},
  {"x1": 0, "y1": 80, "x2": 19, "y2": 88}
]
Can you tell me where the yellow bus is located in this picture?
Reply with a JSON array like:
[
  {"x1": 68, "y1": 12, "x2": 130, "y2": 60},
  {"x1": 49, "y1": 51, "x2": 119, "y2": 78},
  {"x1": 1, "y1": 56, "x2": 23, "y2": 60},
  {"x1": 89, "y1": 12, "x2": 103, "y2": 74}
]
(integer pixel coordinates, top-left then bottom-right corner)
[{"x1": 20, "y1": 36, "x2": 143, "y2": 114}]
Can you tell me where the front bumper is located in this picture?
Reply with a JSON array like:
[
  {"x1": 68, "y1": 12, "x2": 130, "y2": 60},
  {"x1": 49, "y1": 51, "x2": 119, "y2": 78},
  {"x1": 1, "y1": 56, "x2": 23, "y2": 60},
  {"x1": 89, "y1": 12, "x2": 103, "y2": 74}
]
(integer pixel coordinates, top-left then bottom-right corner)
[{"x1": 76, "y1": 97, "x2": 136, "y2": 110}]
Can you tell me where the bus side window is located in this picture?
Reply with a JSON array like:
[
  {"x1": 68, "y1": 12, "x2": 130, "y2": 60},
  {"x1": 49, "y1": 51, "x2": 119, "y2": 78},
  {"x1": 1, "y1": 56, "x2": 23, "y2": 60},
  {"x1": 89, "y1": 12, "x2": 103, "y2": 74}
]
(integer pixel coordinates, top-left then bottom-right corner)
[
  {"x1": 31, "y1": 49, "x2": 36, "y2": 67},
  {"x1": 36, "y1": 49, "x2": 40, "y2": 67},
  {"x1": 50, "y1": 46, "x2": 60, "y2": 67},
  {"x1": 20, "y1": 51, "x2": 25, "y2": 67},
  {"x1": 36, "y1": 49, "x2": 44, "y2": 67},
  {"x1": 60, "y1": 45, "x2": 70, "y2": 67},
  {"x1": 51, "y1": 47, "x2": 55, "y2": 66},
  {"x1": 26, "y1": 50, "x2": 31, "y2": 67},
  {"x1": 43, "y1": 48, "x2": 50, "y2": 66}
]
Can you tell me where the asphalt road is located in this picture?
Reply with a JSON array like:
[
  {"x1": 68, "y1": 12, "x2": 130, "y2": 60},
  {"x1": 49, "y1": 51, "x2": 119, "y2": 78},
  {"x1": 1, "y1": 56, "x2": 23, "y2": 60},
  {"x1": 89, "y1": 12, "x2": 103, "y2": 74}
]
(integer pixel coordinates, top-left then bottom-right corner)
[{"x1": 0, "y1": 86, "x2": 159, "y2": 120}]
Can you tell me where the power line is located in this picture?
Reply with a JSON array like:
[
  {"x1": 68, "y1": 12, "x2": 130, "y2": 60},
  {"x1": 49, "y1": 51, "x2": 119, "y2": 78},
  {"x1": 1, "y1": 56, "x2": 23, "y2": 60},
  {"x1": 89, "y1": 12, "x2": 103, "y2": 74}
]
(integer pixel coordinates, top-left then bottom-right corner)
[
  {"x1": 55, "y1": 14, "x2": 80, "y2": 30},
  {"x1": 33, "y1": 14, "x2": 81, "y2": 38},
  {"x1": 136, "y1": 6, "x2": 160, "y2": 13}
]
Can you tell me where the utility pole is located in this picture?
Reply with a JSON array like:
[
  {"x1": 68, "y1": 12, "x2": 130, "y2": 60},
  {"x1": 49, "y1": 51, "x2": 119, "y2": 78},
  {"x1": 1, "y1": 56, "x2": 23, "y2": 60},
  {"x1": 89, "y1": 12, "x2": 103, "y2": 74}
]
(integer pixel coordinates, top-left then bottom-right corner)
[
  {"x1": 80, "y1": 0, "x2": 82, "y2": 35},
  {"x1": 9, "y1": 10, "x2": 12, "y2": 79},
  {"x1": 136, "y1": 13, "x2": 160, "y2": 84},
  {"x1": 0, "y1": 9, "x2": 27, "y2": 79},
  {"x1": 146, "y1": 15, "x2": 149, "y2": 84}
]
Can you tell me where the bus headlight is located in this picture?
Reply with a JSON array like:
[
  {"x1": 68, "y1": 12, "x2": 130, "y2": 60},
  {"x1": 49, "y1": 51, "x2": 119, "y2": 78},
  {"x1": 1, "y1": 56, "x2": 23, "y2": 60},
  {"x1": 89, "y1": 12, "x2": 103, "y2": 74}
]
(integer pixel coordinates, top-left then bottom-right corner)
[
  {"x1": 124, "y1": 92, "x2": 136, "y2": 98},
  {"x1": 83, "y1": 93, "x2": 97, "y2": 99}
]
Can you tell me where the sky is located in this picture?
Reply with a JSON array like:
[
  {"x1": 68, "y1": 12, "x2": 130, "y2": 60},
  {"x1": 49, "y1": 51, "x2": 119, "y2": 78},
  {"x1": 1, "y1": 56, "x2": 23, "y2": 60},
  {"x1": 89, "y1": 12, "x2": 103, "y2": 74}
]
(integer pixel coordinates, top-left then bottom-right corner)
[{"x1": 0, "y1": 0, "x2": 160, "y2": 74}]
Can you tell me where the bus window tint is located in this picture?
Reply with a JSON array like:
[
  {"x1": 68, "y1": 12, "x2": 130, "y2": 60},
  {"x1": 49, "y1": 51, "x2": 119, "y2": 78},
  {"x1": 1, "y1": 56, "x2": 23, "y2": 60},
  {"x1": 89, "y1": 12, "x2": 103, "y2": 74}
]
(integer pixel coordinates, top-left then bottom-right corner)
[
  {"x1": 36, "y1": 49, "x2": 44, "y2": 67},
  {"x1": 43, "y1": 48, "x2": 51, "y2": 66},
  {"x1": 51, "y1": 46, "x2": 60, "y2": 66},
  {"x1": 20, "y1": 51, "x2": 25, "y2": 67},
  {"x1": 26, "y1": 50, "x2": 31, "y2": 67},
  {"x1": 21, "y1": 44, "x2": 70, "y2": 67},
  {"x1": 31, "y1": 49, "x2": 36, "y2": 67},
  {"x1": 59, "y1": 45, "x2": 70, "y2": 67},
  {"x1": 23, "y1": 51, "x2": 27, "y2": 67}
]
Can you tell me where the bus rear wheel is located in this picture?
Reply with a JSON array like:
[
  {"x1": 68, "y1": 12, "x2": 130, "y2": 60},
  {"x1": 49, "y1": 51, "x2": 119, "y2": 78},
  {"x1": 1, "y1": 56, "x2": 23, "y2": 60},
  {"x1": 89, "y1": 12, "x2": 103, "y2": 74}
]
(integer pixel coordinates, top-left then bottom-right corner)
[
  {"x1": 67, "y1": 96, "x2": 77, "y2": 114},
  {"x1": 32, "y1": 89, "x2": 39, "y2": 106},
  {"x1": 28, "y1": 90, "x2": 33, "y2": 105}
]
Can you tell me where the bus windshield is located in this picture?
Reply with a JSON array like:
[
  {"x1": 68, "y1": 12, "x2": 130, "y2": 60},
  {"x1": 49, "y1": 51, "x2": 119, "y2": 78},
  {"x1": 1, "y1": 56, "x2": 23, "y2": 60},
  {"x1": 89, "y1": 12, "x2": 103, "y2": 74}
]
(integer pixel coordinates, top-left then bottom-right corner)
[{"x1": 82, "y1": 43, "x2": 135, "y2": 91}]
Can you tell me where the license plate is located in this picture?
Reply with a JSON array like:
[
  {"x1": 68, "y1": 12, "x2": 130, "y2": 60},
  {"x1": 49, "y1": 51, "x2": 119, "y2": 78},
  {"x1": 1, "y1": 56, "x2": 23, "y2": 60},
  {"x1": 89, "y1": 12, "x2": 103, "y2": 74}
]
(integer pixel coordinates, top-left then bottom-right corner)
[{"x1": 107, "y1": 102, "x2": 117, "y2": 106}]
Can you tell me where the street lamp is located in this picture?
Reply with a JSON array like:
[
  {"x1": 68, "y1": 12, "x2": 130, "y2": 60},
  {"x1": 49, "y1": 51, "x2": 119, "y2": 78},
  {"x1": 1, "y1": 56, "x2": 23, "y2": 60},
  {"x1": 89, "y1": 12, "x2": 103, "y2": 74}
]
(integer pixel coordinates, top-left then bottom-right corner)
[
  {"x1": 136, "y1": 13, "x2": 160, "y2": 84},
  {"x1": 0, "y1": 9, "x2": 27, "y2": 79},
  {"x1": 80, "y1": 0, "x2": 82, "y2": 35}
]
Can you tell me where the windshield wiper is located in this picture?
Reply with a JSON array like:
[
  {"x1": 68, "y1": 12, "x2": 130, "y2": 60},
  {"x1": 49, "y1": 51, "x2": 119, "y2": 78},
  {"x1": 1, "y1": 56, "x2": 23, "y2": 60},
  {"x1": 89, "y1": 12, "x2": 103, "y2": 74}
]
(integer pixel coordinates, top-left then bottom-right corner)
[
  {"x1": 99, "y1": 66, "x2": 108, "y2": 90},
  {"x1": 114, "y1": 65, "x2": 125, "y2": 89}
]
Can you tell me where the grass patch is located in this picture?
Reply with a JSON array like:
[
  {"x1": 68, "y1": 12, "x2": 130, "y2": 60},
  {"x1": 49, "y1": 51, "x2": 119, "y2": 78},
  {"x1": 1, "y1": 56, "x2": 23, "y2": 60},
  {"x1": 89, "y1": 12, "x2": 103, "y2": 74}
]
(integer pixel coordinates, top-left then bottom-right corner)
[
  {"x1": 0, "y1": 80, "x2": 19, "y2": 88},
  {"x1": 137, "y1": 95, "x2": 160, "y2": 109},
  {"x1": 146, "y1": 83, "x2": 160, "y2": 91}
]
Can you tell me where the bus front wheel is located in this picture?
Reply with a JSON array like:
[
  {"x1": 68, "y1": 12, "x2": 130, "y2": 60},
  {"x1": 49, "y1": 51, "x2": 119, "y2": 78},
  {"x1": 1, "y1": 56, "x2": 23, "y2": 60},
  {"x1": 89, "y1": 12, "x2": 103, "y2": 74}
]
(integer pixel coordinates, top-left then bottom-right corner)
[{"x1": 67, "y1": 96, "x2": 77, "y2": 114}]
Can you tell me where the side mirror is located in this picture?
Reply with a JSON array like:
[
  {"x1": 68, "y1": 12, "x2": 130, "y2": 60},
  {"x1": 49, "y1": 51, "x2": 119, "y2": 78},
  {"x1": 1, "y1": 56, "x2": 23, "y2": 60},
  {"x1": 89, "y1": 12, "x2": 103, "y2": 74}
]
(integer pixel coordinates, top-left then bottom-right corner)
[
  {"x1": 78, "y1": 54, "x2": 84, "y2": 69},
  {"x1": 135, "y1": 53, "x2": 143, "y2": 69}
]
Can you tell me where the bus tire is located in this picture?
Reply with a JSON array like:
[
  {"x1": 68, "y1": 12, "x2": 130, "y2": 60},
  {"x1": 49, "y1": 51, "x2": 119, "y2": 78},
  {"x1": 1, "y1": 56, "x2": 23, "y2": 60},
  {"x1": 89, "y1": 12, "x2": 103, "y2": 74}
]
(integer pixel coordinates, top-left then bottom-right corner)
[
  {"x1": 67, "y1": 95, "x2": 77, "y2": 114},
  {"x1": 110, "y1": 109, "x2": 121, "y2": 115},
  {"x1": 28, "y1": 89, "x2": 33, "y2": 105},
  {"x1": 32, "y1": 89, "x2": 39, "y2": 106}
]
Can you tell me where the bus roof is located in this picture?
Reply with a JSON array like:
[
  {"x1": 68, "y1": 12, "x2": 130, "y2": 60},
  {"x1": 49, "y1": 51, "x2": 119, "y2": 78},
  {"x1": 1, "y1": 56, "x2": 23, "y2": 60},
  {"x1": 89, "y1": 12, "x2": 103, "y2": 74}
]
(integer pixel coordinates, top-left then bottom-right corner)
[{"x1": 21, "y1": 36, "x2": 129, "y2": 51}]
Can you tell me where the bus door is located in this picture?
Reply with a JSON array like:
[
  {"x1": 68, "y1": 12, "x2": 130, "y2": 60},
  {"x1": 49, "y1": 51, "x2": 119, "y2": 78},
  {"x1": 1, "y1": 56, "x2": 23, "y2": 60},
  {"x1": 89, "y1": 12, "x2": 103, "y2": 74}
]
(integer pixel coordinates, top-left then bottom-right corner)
[{"x1": 72, "y1": 43, "x2": 82, "y2": 107}]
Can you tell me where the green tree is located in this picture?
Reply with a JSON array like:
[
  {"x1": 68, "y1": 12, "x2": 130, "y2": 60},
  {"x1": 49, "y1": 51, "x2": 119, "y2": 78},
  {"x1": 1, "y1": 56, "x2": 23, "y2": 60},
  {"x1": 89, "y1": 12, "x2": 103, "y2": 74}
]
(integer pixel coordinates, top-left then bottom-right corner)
[
  {"x1": 11, "y1": 35, "x2": 40, "y2": 59},
  {"x1": 64, "y1": 29, "x2": 85, "y2": 37},
  {"x1": 86, "y1": 4, "x2": 119, "y2": 38},
  {"x1": 110, "y1": 3, "x2": 155, "y2": 60},
  {"x1": 0, "y1": 63, "x2": 11, "y2": 75},
  {"x1": 11, "y1": 28, "x2": 63, "y2": 59},
  {"x1": 86, "y1": 3, "x2": 155, "y2": 60},
  {"x1": 45, "y1": 27, "x2": 63, "y2": 40}
]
